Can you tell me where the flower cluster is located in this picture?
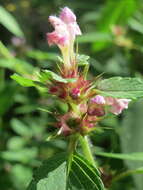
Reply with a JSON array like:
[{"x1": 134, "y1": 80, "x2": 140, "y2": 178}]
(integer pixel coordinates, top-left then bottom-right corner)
[{"x1": 46, "y1": 7, "x2": 131, "y2": 135}]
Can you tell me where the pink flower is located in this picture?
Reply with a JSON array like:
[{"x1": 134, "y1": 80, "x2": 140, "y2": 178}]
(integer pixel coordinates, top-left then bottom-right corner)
[
  {"x1": 60, "y1": 7, "x2": 76, "y2": 24},
  {"x1": 49, "y1": 16, "x2": 65, "y2": 28},
  {"x1": 47, "y1": 16, "x2": 69, "y2": 47},
  {"x1": 105, "y1": 97, "x2": 131, "y2": 115},
  {"x1": 47, "y1": 7, "x2": 81, "y2": 47},
  {"x1": 47, "y1": 7, "x2": 82, "y2": 71},
  {"x1": 67, "y1": 22, "x2": 81, "y2": 39},
  {"x1": 91, "y1": 95, "x2": 106, "y2": 104},
  {"x1": 59, "y1": 7, "x2": 82, "y2": 39},
  {"x1": 47, "y1": 31, "x2": 69, "y2": 46}
]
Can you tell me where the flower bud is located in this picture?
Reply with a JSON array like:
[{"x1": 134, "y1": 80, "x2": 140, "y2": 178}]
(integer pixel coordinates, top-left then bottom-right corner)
[
  {"x1": 49, "y1": 86, "x2": 58, "y2": 93},
  {"x1": 57, "y1": 113, "x2": 72, "y2": 136},
  {"x1": 88, "y1": 106, "x2": 105, "y2": 117},
  {"x1": 71, "y1": 88, "x2": 80, "y2": 99}
]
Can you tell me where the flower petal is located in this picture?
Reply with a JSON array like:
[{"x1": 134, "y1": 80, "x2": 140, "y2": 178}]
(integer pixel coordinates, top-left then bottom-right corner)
[{"x1": 60, "y1": 7, "x2": 76, "y2": 24}]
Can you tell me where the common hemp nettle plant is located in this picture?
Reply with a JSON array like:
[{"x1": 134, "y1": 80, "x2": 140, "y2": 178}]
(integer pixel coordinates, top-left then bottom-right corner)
[{"x1": 11, "y1": 7, "x2": 143, "y2": 190}]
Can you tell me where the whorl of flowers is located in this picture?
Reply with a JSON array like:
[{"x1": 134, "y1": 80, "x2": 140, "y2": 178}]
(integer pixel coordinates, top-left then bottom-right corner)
[{"x1": 46, "y1": 7, "x2": 131, "y2": 135}]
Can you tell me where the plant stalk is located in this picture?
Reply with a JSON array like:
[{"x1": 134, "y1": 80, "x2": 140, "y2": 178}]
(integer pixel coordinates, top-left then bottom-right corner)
[
  {"x1": 67, "y1": 134, "x2": 79, "y2": 174},
  {"x1": 111, "y1": 167, "x2": 143, "y2": 184},
  {"x1": 79, "y1": 135, "x2": 96, "y2": 166}
]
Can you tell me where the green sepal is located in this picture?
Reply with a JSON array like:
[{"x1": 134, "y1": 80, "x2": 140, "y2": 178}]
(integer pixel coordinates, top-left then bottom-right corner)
[
  {"x1": 77, "y1": 54, "x2": 90, "y2": 66},
  {"x1": 39, "y1": 70, "x2": 77, "y2": 84}
]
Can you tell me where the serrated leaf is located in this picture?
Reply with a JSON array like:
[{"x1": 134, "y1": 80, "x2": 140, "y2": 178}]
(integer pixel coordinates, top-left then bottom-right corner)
[
  {"x1": 36, "y1": 162, "x2": 66, "y2": 190},
  {"x1": 0, "y1": 6, "x2": 24, "y2": 37},
  {"x1": 68, "y1": 154, "x2": 104, "y2": 190},
  {"x1": 39, "y1": 70, "x2": 77, "y2": 84},
  {"x1": 11, "y1": 74, "x2": 35, "y2": 87},
  {"x1": 97, "y1": 77, "x2": 143, "y2": 99},
  {"x1": 27, "y1": 153, "x2": 66, "y2": 190}
]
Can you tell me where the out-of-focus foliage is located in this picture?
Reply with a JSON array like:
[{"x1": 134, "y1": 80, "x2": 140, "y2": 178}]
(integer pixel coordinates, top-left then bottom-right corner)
[{"x1": 0, "y1": 0, "x2": 143, "y2": 189}]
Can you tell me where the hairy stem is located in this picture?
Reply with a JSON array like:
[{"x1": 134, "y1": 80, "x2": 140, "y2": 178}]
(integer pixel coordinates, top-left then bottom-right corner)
[
  {"x1": 79, "y1": 135, "x2": 95, "y2": 166},
  {"x1": 67, "y1": 134, "x2": 79, "y2": 174}
]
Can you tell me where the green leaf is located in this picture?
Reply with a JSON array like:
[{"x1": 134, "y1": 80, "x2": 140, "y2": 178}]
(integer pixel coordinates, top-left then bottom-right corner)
[
  {"x1": 37, "y1": 162, "x2": 66, "y2": 190},
  {"x1": 11, "y1": 74, "x2": 35, "y2": 87},
  {"x1": 0, "y1": 58, "x2": 34, "y2": 74},
  {"x1": 39, "y1": 70, "x2": 77, "y2": 84},
  {"x1": 10, "y1": 164, "x2": 32, "y2": 190},
  {"x1": 68, "y1": 154, "x2": 104, "y2": 190},
  {"x1": 95, "y1": 152, "x2": 143, "y2": 161},
  {"x1": 1, "y1": 148, "x2": 37, "y2": 163},
  {"x1": 37, "y1": 107, "x2": 53, "y2": 114},
  {"x1": 7, "y1": 136, "x2": 26, "y2": 150},
  {"x1": 128, "y1": 18, "x2": 143, "y2": 34},
  {"x1": 27, "y1": 153, "x2": 67, "y2": 190},
  {"x1": 97, "y1": 77, "x2": 143, "y2": 99},
  {"x1": 0, "y1": 41, "x2": 13, "y2": 58},
  {"x1": 11, "y1": 118, "x2": 33, "y2": 137},
  {"x1": 0, "y1": 6, "x2": 24, "y2": 37},
  {"x1": 15, "y1": 104, "x2": 38, "y2": 114}
]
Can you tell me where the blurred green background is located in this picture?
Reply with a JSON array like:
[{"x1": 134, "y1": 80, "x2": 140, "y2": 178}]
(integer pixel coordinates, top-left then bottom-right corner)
[{"x1": 0, "y1": 0, "x2": 143, "y2": 189}]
